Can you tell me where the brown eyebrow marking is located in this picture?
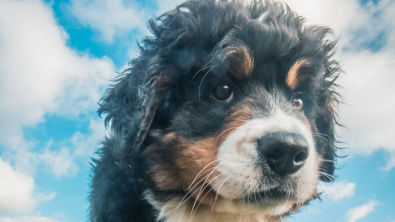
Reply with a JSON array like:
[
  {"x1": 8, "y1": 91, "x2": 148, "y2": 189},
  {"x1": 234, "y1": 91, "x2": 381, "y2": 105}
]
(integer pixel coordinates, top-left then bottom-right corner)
[
  {"x1": 226, "y1": 46, "x2": 254, "y2": 79},
  {"x1": 286, "y1": 59, "x2": 311, "y2": 90}
]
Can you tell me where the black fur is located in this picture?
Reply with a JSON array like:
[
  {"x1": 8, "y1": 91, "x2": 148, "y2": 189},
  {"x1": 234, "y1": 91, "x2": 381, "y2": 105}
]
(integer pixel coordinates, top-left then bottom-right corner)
[{"x1": 90, "y1": 0, "x2": 340, "y2": 221}]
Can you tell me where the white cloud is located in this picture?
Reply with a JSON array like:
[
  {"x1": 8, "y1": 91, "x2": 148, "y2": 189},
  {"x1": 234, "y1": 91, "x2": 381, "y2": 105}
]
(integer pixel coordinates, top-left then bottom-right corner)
[
  {"x1": 40, "y1": 143, "x2": 79, "y2": 178},
  {"x1": 347, "y1": 201, "x2": 377, "y2": 222},
  {"x1": 68, "y1": 0, "x2": 146, "y2": 42},
  {"x1": 282, "y1": 0, "x2": 395, "y2": 169},
  {"x1": 0, "y1": 159, "x2": 55, "y2": 217},
  {"x1": 0, "y1": 159, "x2": 35, "y2": 216},
  {"x1": 318, "y1": 181, "x2": 356, "y2": 201},
  {"x1": 337, "y1": 50, "x2": 395, "y2": 155},
  {"x1": 0, "y1": 0, "x2": 114, "y2": 175}
]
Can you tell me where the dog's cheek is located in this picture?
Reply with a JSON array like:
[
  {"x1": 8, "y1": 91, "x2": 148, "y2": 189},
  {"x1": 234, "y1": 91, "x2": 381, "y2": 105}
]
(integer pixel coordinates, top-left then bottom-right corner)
[
  {"x1": 150, "y1": 162, "x2": 184, "y2": 190},
  {"x1": 175, "y1": 137, "x2": 219, "y2": 185},
  {"x1": 144, "y1": 133, "x2": 185, "y2": 190},
  {"x1": 145, "y1": 134, "x2": 220, "y2": 191}
]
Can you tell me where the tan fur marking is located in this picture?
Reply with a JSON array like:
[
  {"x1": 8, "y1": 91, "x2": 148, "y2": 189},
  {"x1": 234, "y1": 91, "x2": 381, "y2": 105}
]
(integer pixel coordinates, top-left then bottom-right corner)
[
  {"x1": 227, "y1": 46, "x2": 254, "y2": 79},
  {"x1": 286, "y1": 59, "x2": 310, "y2": 90},
  {"x1": 176, "y1": 137, "x2": 219, "y2": 185},
  {"x1": 146, "y1": 134, "x2": 184, "y2": 190},
  {"x1": 151, "y1": 163, "x2": 184, "y2": 190}
]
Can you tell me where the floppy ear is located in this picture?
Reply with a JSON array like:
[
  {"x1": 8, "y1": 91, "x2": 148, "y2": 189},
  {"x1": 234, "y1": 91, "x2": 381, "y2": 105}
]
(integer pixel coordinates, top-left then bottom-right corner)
[{"x1": 98, "y1": 67, "x2": 174, "y2": 155}]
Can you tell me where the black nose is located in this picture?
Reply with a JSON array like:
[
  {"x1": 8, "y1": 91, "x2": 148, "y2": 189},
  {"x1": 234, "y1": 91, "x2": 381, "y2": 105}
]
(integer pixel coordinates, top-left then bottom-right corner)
[{"x1": 257, "y1": 132, "x2": 309, "y2": 176}]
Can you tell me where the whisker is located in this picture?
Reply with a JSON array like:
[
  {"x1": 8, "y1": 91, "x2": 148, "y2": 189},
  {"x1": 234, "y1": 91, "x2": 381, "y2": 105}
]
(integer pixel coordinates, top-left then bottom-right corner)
[
  {"x1": 313, "y1": 134, "x2": 329, "y2": 142},
  {"x1": 214, "y1": 175, "x2": 232, "y2": 205},
  {"x1": 254, "y1": 192, "x2": 259, "y2": 206},
  {"x1": 313, "y1": 132, "x2": 330, "y2": 138},
  {"x1": 172, "y1": 162, "x2": 221, "y2": 218},
  {"x1": 318, "y1": 171, "x2": 335, "y2": 180},
  {"x1": 191, "y1": 174, "x2": 222, "y2": 218},
  {"x1": 189, "y1": 163, "x2": 222, "y2": 219},
  {"x1": 192, "y1": 57, "x2": 215, "y2": 80},
  {"x1": 214, "y1": 176, "x2": 231, "y2": 201},
  {"x1": 178, "y1": 162, "x2": 222, "y2": 208},
  {"x1": 198, "y1": 65, "x2": 218, "y2": 101},
  {"x1": 188, "y1": 160, "x2": 219, "y2": 190},
  {"x1": 216, "y1": 127, "x2": 238, "y2": 142},
  {"x1": 321, "y1": 159, "x2": 335, "y2": 163}
]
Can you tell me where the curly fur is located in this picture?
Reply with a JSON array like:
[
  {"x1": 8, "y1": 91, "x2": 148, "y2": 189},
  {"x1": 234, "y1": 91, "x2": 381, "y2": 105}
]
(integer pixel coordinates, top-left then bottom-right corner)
[{"x1": 90, "y1": 0, "x2": 340, "y2": 221}]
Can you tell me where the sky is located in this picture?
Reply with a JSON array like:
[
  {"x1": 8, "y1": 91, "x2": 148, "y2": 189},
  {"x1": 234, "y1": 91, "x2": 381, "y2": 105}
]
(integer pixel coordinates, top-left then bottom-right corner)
[{"x1": 0, "y1": 0, "x2": 394, "y2": 222}]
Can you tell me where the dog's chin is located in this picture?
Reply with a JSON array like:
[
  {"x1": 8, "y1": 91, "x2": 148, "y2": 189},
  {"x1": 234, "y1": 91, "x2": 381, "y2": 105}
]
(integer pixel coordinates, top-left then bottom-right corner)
[
  {"x1": 201, "y1": 192, "x2": 294, "y2": 217},
  {"x1": 207, "y1": 178, "x2": 317, "y2": 215},
  {"x1": 206, "y1": 177, "x2": 317, "y2": 216}
]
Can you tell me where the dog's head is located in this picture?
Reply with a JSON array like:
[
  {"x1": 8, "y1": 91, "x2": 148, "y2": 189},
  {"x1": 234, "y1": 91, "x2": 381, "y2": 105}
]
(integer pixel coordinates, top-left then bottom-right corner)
[{"x1": 99, "y1": 0, "x2": 339, "y2": 219}]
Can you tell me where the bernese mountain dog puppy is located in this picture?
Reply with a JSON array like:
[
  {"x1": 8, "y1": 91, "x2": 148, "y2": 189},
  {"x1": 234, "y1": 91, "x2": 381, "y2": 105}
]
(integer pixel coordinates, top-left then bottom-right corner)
[{"x1": 90, "y1": 0, "x2": 340, "y2": 221}]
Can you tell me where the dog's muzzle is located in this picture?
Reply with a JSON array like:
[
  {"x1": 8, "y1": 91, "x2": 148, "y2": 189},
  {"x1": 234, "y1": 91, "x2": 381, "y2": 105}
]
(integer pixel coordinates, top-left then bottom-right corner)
[{"x1": 257, "y1": 132, "x2": 309, "y2": 176}]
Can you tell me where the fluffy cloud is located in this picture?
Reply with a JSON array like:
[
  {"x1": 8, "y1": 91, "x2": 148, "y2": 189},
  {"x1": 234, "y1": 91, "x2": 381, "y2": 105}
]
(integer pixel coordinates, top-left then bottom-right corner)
[
  {"x1": 0, "y1": 159, "x2": 35, "y2": 216},
  {"x1": 318, "y1": 181, "x2": 356, "y2": 201},
  {"x1": 40, "y1": 144, "x2": 79, "y2": 178},
  {"x1": 68, "y1": 0, "x2": 146, "y2": 42},
  {"x1": 0, "y1": 159, "x2": 55, "y2": 217},
  {"x1": 283, "y1": 0, "x2": 395, "y2": 170},
  {"x1": 347, "y1": 201, "x2": 378, "y2": 222},
  {"x1": 0, "y1": 0, "x2": 113, "y2": 173}
]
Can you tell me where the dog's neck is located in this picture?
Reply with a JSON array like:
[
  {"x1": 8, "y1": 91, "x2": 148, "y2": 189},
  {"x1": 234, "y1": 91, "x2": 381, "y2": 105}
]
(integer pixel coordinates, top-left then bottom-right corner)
[{"x1": 144, "y1": 192, "x2": 280, "y2": 222}]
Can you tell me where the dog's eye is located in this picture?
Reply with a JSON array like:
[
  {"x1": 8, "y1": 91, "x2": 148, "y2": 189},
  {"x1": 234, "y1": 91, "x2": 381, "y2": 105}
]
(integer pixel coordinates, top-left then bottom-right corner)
[
  {"x1": 292, "y1": 93, "x2": 304, "y2": 110},
  {"x1": 292, "y1": 98, "x2": 303, "y2": 110},
  {"x1": 212, "y1": 85, "x2": 234, "y2": 102}
]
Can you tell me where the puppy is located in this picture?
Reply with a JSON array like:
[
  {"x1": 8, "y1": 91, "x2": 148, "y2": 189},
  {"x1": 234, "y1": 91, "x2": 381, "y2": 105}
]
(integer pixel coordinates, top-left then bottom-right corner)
[{"x1": 90, "y1": 0, "x2": 340, "y2": 221}]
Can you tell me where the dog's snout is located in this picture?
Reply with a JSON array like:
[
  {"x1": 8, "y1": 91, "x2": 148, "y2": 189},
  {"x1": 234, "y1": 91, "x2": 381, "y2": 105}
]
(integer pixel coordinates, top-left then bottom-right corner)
[{"x1": 258, "y1": 132, "x2": 309, "y2": 176}]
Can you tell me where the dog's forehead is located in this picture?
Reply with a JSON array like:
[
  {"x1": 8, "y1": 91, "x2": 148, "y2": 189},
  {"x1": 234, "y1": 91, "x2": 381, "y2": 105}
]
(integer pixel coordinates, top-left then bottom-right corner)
[{"x1": 206, "y1": 23, "x2": 315, "y2": 83}]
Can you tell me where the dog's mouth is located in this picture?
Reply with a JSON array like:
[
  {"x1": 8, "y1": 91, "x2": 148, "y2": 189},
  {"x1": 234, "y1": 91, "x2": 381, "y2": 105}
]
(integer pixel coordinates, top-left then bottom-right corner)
[
  {"x1": 243, "y1": 185, "x2": 297, "y2": 203},
  {"x1": 181, "y1": 175, "x2": 308, "y2": 215}
]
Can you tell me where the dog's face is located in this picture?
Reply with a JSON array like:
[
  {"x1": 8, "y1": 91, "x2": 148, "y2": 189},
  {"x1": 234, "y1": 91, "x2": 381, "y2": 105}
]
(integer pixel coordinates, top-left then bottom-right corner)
[{"x1": 99, "y1": 0, "x2": 339, "y2": 220}]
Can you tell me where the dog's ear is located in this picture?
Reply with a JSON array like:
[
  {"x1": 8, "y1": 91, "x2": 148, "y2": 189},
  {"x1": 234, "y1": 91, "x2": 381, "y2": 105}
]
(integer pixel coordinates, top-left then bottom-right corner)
[{"x1": 98, "y1": 67, "x2": 175, "y2": 155}]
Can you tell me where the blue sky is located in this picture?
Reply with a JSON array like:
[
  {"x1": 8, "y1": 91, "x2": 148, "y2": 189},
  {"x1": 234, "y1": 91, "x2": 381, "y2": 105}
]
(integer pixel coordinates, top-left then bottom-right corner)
[{"x1": 0, "y1": 0, "x2": 394, "y2": 222}]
